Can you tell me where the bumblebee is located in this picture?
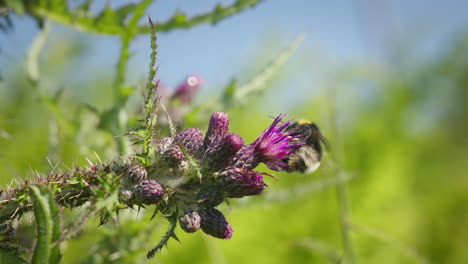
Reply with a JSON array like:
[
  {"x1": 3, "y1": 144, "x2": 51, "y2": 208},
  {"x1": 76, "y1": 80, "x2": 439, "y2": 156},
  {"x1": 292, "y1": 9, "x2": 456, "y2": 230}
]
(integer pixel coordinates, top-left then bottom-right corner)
[{"x1": 285, "y1": 120, "x2": 328, "y2": 174}]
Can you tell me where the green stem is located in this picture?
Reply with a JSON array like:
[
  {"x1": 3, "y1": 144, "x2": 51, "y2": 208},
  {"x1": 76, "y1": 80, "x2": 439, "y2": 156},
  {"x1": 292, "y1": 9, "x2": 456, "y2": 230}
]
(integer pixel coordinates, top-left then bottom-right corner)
[
  {"x1": 113, "y1": 35, "x2": 131, "y2": 154},
  {"x1": 146, "y1": 214, "x2": 179, "y2": 259},
  {"x1": 27, "y1": 0, "x2": 263, "y2": 36},
  {"x1": 328, "y1": 82, "x2": 357, "y2": 264},
  {"x1": 112, "y1": 0, "x2": 153, "y2": 155},
  {"x1": 335, "y1": 171, "x2": 356, "y2": 264}
]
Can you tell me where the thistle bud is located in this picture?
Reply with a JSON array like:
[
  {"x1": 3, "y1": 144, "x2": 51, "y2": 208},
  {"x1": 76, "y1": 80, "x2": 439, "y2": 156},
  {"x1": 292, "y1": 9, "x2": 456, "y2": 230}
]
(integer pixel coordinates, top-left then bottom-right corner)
[
  {"x1": 156, "y1": 137, "x2": 174, "y2": 155},
  {"x1": 219, "y1": 169, "x2": 266, "y2": 198},
  {"x1": 164, "y1": 144, "x2": 185, "y2": 166},
  {"x1": 197, "y1": 186, "x2": 224, "y2": 207},
  {"x1": 133, "y1": 179, "x2": 164, "y2": 205},
  {"x1": 108, "y1": 160, "x2": 129, "y2": 174},
  {"x1": 202, "y1": 133, "x2": 244, "y2": 172},
  {"x1": 199, "y1": 208, "x2": 233, "y2": 239},
  {"x1": 175, "y1": 128, "x2": 204, "y2": 156},
  {"x1": 229, "y1": 144, "x2": 258, "y2": 170},
  {"x1": 126, "y1": 165, "x2": 147, "y2": 183},
  {"x1": 203, "y1": 112, "x2": 229, "y2": 150},
  {"x1": 119, "y1": 188, "x2": 134, "y2": 205},
  {"x1": 179, "y1": 209, "x2": 201, "y2": 233}
]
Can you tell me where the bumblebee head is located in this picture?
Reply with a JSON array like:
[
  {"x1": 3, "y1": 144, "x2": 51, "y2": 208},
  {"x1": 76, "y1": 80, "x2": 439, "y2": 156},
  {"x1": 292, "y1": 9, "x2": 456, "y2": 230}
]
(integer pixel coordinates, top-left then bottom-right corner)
[{"x1": 298, "y1": 119, "x2": 312, "y2": 126}]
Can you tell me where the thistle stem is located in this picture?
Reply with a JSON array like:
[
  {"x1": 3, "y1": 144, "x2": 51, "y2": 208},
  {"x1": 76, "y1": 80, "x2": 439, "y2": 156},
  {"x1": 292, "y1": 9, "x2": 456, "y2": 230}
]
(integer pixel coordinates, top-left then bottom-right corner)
[{"x1": 328, "y1": 82, "x2": 357, "y2": 264}]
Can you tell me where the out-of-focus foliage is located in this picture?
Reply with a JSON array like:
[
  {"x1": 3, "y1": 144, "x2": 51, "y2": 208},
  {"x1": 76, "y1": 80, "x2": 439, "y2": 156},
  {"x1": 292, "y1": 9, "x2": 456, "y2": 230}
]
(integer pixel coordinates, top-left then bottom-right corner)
[
  {"x1": 1, "y1": 1, "x2": 468, "y2": 263},
  {"x1": 0, "y1": 0, "x2": 263, "y2": 34}
]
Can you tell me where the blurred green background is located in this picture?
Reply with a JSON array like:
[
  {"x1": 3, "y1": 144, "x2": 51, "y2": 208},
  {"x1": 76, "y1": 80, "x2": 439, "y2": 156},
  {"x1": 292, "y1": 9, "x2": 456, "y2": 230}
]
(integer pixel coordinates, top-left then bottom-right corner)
[{"x1": 1, "y1": 1, "x2": 468, "y2": 263}]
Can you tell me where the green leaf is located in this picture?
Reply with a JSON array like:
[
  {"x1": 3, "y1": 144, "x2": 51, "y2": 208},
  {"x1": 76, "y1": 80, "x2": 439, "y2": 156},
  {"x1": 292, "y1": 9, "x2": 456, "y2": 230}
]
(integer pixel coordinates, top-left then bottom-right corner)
[
  {"x1": 140, "y1": 0, "x2": 264, "y2": 33},
  {"x1": 119, "y1": 85, "x2": 135, "y2": 98},
  {"x1": 25, "y1": 22, "x2": 51, "y2": 84},
  {"x1": 19, "y1": 0, "x2": 262, "y2": 36},
  {"x1": 52, "y1": 87, "x2": 65, "y2": 103},
  {"x1": 29, "y1": 186, "x2": 62, "y2": 264},
  {"x1": 95, "y1": 6, "x2": 118, "y2": 28},
  {"x1": 166, "y1": 12, "x2": 188, "y2": 28},
  {"x1": 95, "y1": 2, "x2": 141, "y2": 30},
  {"x1": 126, "y1": 0, "x2": 153, "y2": 31},
  {"x1": 76, "y1": 0, "x2": 93, "y2": 14},
  {"x1": 5, "y1": 0, "x2": 25, "y2": 16},
  {"x1": 221, "y1": 79, "x2": 237, "y2": 106},
  {"x1": 113, "y1": 3, "x2": 138, "y2": 25},
  {"x1": 0, "y1": 249, "x2": 28, "y2": 264},
  {"x1": 47, "y1": 0, "x2": 68, "y2": 13}
]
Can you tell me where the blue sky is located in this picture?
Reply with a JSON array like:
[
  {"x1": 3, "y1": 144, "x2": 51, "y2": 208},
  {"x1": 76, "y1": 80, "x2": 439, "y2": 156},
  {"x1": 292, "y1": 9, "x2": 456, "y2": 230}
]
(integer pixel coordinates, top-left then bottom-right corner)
[{"x1": 1, "y1": 0, "x2": 467, "y2": 109}]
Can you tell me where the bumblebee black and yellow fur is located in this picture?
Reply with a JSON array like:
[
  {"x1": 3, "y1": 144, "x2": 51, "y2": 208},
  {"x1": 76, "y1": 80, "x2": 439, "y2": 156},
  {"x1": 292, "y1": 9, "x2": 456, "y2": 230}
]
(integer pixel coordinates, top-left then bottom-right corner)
[{"x1": 285, "y1": 120, "x2": 328, "y2": 174}]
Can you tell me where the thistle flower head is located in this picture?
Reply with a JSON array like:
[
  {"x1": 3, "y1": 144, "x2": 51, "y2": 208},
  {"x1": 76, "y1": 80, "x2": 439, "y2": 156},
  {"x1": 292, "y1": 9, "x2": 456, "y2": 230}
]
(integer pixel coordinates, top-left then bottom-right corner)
[
  {"x1": 179, "y1": 209, "x2": 201, "y2": 233},
  {"x1": 133, "y1": 179, "x2": 164, "y2": 205},
  {"x1": 228, "y1": 114, "x2": 301, "y2": 171},
  {"x1": 219, "y1": 168, "x2": 266, "y2": 198},
  {"x1": 253, "y1": 114, "x2": 302, "y2": 171},
  {"x1": 199, "y1": 208, "x2": 233, "y2": 239}
]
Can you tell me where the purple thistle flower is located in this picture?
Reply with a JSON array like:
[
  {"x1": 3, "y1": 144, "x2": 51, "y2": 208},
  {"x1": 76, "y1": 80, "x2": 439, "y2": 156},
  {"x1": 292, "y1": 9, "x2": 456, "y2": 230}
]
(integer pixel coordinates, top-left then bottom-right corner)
[
  {"x1": 199, "y1": 208, "x2": 233, "y2": 239},
  {"x1": 175, "y1": 128, "x2": 204, "y2": 156},
  {"x1": 203, "y1": 112, "x2": 230, "y2": 150},
  {"x1": 228, "y1": 114, "x2": 301, "y2": 171},
  {"x1": 253, "y1": 114, "x2": 302, "y2": 171},
  {"x1": 133, "y1": 179, "x2": 164, "y2": 205},
  {"x1": 202, "y1": 133, "x2": 244, "y2": 172},
  {"x1": 219, "y1": 168, "x2": 266, "y2": 198},
  {"x1": 179, "y1": 209, "x2": 201, "y2": 233},
  {"x1": 171, "y1": 75, "x2": 203, "y2": 104}
]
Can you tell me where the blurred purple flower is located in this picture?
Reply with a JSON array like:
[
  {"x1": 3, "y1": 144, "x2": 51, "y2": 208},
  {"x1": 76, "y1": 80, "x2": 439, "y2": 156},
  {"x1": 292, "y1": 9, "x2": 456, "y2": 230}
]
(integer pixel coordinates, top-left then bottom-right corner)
[{"x1": 171, "y1": 74, "x2": 203, "y2": 104}]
